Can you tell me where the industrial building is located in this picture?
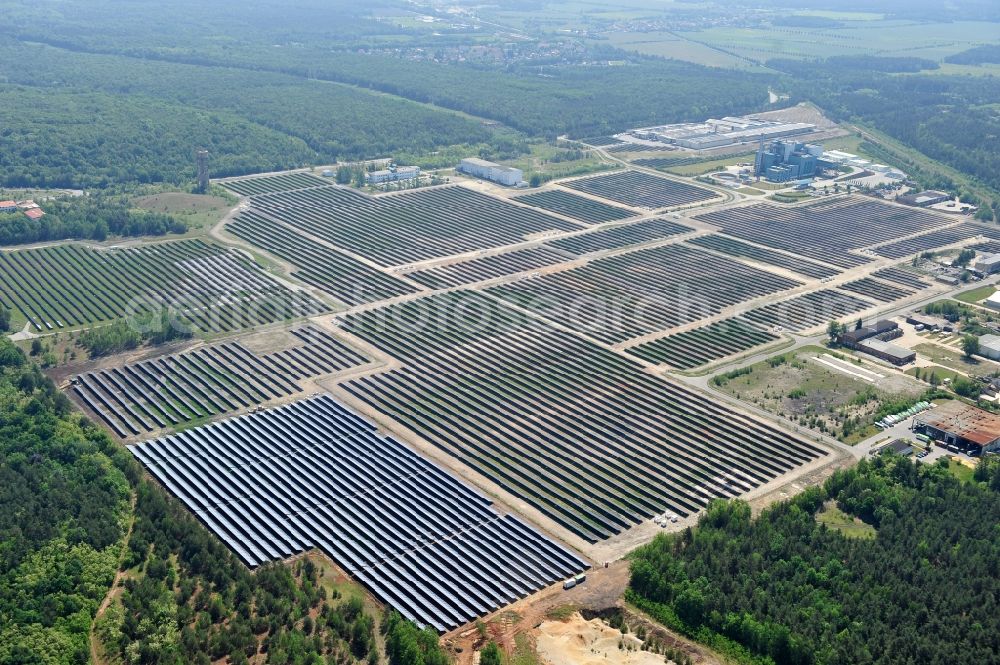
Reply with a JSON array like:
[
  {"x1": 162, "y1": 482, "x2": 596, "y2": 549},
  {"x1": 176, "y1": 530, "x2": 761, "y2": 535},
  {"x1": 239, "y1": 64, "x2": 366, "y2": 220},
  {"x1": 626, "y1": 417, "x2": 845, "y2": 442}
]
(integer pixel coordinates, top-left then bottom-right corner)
[
  {"x1": 838, "y1": 320, "x2": 913, "y2": 365},
  {"x1": 627, "y1": 116, "x2": 816, "y2": 152},
  {"x1": 985, "y1": 292, "x2": 1000, "y2": 311},
  {"x1": 458, "y1": 158, "x2": 523, "y2": 186},
  {"x1": 978, "y1": 334, "x2": 1000, "y2": 361},
  {"x1": 897, "y1": 190, "x2": 951, "y2": 207},
  {"x1": 856, "y1": 337, "x2": 915, "y2": 366},
  {"x1": 839, "y1": 319, "x2": 900, "y2": 347},
  {"x1": 973, "y1": 253, "x2": 1000, "y2": 275},
  {"x1": 365, "y1": 165, "x2": 420, "y2": 185},
  {"x1": 913, "y1": 400, "x2": 1000, "y2": 455},
  {"x1": 906, "y1": 313, "x2": 951, "y2": 331},
  {"x1": 755, "y1": 139, "x2": 823, "y2": 182},
  {"x1": 872, "y1": 439, "x2": 914, "y2": 457}
]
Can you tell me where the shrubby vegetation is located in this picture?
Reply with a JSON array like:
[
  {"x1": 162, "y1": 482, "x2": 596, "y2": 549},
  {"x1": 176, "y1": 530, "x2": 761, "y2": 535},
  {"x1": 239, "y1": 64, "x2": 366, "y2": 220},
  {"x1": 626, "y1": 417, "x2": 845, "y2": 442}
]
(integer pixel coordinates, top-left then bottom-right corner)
[
  {"x1": 77, "y1": 311, "x2": 193, "y2": 357},
  {"x1": 629, "y1": 455, "x2": 1000, "y2": 665}
]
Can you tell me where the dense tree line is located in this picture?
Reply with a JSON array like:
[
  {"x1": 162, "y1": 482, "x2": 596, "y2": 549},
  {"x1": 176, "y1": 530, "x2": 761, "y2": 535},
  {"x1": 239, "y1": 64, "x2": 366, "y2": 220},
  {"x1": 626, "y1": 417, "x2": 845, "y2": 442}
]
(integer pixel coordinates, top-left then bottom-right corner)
[
  {"x1": 629, "y1": 456, "x2": 1000, "y2": 665},
  {"x1": 0, "y1": 338, "x2": 132, "y2": 664},
  {"x1": 0, "y1": 85, "x2": 318, "y2": 189}
]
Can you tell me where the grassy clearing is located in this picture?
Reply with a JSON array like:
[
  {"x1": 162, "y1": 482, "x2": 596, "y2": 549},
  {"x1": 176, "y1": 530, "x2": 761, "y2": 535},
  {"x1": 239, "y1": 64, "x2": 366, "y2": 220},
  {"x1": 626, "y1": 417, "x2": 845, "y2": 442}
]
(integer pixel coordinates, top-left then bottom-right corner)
[
  {"x1": 545, "y1": 605, "x2": 578, "y2": 621},
  {"x1": 815, "y1": 501, "x2": 877, "y2": 539},
  {"x1": 906, "y1": 364, "x2": 961, "y2": 385},
  {"x1": 133, "y1": 190, "x2": 235, "y2": 233},
  {"x1": 713, "y1": 346, "x2": 925, "y2": 442},
  {"x1": 945, "y1": 458, "x2": 976, "y2": 483},
  {"x1": 954, "y1": 285, "x2": 996, "y2": 304},
  {"x1": 913, "y1": 343, "x2": 997, "y2": 375},
  {"x1": 507, "y1": 140, "x2": 612, "y2": 184},
  {"x1": 306, "y1": 551, "x2": 384, "y2": 623},
  {"x1": 509, "y1": 632, "x2": 541, "y2": 665}
]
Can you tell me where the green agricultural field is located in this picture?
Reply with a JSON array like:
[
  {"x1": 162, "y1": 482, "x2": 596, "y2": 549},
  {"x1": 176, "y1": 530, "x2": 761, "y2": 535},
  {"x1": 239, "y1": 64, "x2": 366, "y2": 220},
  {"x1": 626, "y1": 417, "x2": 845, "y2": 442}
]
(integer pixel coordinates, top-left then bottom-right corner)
[
  {"x1": 604, "y1": 32, "x2": 760, "y2": 70},
  {"x1": 684, "y1": 20, "x2": 1000, "y2": 65}
]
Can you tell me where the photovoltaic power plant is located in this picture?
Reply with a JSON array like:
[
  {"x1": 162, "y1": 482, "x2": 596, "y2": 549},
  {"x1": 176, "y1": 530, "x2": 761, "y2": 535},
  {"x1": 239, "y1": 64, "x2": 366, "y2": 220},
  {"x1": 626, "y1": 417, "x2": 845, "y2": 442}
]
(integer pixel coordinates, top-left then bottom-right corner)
[
  {"x1": 128, "y1": 395, "x2": 588, "y2": 632},
  {"x1": 339, "y1": 291, "x2": 829, "y2": 543}
]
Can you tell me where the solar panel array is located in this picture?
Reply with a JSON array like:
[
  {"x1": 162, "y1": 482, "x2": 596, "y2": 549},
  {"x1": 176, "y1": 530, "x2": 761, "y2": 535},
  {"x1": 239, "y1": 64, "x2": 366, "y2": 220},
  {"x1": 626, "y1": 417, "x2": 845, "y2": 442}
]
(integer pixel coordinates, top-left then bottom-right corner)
[
  {"x1": 488, "y1": 243, "x2": 801, "y2": 344},
  {"x1": 221, "y1": 172, "x2": 330, "y2": 196},
  {"x1": 405, "y1": 246, "x2": 574, "y2": 289},
  {"x1": 547, "y1": 218, "x2": 692, "y2": 256},
  {"x1": 693, "y1": 199, "x2": 954, "y2": 269},
  {"x1": 129, "y1": 395, "x2": 588, "y2": 632},
  {"x1": 74, "y1": 325, "x2": 367, "y2": 437},
  {"x1": 563, "y1": 171, "x2": 717, "y2": 209},
  {"x1": 339, "y1": 291, "x2": 828, "y2": 543},
  {"x1": 253, "y1": 186, "x2": 581, "y2": 266}
]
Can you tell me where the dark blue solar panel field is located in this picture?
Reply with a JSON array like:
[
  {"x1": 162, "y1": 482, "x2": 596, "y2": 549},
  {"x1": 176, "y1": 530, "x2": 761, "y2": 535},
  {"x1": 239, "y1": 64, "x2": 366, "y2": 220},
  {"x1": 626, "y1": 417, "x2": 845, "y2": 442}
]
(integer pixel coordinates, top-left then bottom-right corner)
[{"x1": 129, "y1": 394, "x2": 588, "y2": 632}]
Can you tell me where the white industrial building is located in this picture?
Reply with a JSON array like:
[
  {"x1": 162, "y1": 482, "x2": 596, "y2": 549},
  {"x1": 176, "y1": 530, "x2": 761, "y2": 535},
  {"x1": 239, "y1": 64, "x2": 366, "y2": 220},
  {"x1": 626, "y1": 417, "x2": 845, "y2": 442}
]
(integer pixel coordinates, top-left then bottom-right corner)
[
  {"x1": 973, "y1": 253, "x2": 1000, "y2": 275},
  {"x1": 365, "y1": 166, "x2": 420, "y2": 185},
  {"x1": 623, "y1": 116, "x2": 816, "y2": 151},
  {"x1": 979, "y1": 334, "x2": 1000, "y2": 360},
  {"x1": 458, "y1": 158, "x2": 523, "y2": 186}
]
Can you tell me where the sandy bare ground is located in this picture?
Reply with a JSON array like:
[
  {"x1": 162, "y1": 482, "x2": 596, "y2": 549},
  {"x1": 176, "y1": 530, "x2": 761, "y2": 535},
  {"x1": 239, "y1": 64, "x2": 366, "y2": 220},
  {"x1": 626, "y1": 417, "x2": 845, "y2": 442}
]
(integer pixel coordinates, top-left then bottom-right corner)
[{"x1": 535, "y1": 613, "x2": 663, "y2": 665}]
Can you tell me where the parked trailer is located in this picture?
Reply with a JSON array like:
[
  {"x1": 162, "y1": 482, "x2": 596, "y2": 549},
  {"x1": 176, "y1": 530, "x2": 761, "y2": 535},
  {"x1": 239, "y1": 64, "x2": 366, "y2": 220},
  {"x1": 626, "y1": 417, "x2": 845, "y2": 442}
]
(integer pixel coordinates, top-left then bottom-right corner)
[
  {"x1": 563, "y1": 579, "x2": 577, "y2": 590},
  {"x1": 574, "y1": 573, "x2": 586, "y2": 585}
]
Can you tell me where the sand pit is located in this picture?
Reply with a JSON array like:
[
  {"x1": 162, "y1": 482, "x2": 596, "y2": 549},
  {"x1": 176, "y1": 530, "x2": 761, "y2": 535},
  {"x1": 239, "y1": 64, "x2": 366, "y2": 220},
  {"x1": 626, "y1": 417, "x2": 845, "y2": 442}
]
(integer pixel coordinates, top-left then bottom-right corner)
[{"x1": 534, "y1": 613, "x2": 667, "y2": 665}]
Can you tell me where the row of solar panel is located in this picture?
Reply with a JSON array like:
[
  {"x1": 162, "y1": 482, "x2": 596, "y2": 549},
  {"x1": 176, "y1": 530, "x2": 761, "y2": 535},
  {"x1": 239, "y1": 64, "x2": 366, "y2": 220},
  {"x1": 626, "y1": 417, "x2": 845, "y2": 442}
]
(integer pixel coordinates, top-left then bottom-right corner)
[{"x1": 128, "y1": 394, "x2": 588, "y2": 632}]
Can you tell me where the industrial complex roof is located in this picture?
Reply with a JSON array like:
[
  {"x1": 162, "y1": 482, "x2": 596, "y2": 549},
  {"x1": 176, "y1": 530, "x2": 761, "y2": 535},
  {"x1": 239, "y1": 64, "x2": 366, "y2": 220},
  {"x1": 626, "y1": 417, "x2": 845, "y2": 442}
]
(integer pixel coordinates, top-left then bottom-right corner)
[{"x1": 917, "y1": 400, "x2": 1000, "y2": 447}]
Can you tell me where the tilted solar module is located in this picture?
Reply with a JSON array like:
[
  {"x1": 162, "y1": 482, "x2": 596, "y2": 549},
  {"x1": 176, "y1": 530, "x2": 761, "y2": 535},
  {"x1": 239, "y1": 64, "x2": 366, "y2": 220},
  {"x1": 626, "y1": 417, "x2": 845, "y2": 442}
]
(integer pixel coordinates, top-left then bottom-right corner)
[{"x1": 129, "y1": 394, "x2": 588, "y2": 631}]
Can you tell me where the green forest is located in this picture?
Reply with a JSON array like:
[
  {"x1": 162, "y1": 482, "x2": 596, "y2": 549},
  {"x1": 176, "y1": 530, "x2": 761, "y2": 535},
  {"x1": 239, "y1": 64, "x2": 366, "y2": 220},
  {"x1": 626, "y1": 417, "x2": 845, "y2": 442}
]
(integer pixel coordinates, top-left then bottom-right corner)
[
  {"x1": 628, "y1": 456, "x2": 1000, "y2": 665},
  {"x1": 0, "y1": 39, "x2": 497, "y2": 188},
  {"x1": 2, "y1": 0, "x2": 997, "y2": 208},
  {"x1": 0, "y1": 338, "x2": 131, "y2": 663}
]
